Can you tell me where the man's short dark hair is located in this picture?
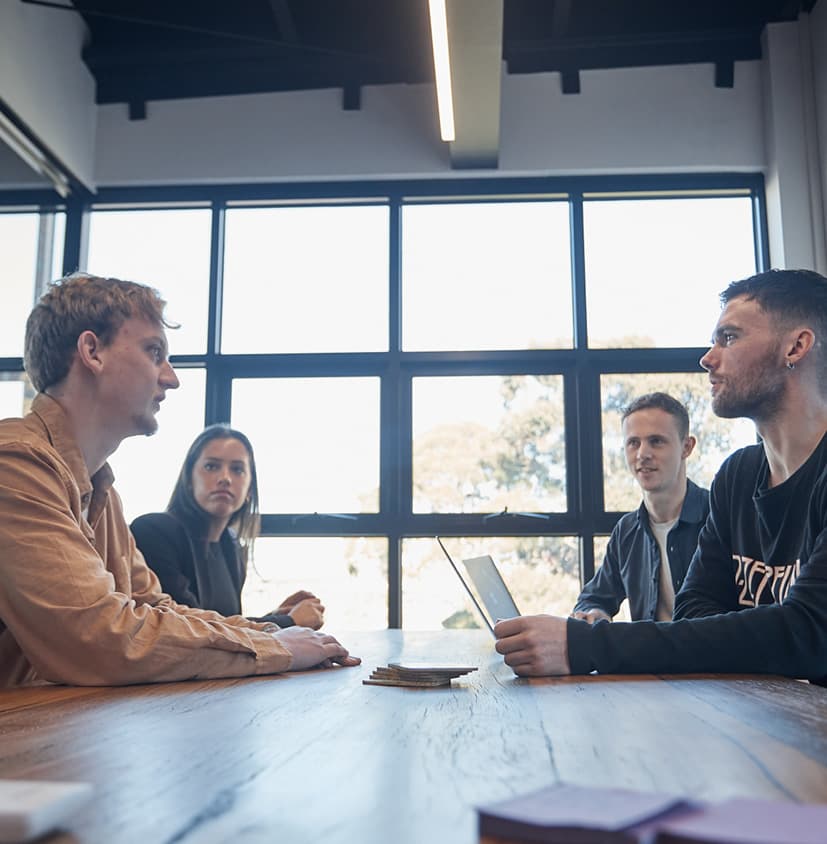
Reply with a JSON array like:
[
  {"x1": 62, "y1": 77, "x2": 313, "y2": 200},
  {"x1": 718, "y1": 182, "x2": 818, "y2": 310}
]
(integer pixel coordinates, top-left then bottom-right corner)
[
  {"x1": 722, "y1": 268, "x2": 827, "y2": 335},
  {"x1": 621, "y1": 392, "x2": 690, "y2": 440}
]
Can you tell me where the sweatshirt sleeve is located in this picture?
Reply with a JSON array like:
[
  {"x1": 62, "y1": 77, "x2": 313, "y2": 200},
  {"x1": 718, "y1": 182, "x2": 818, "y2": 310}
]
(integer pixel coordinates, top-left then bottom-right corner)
[
  {"x1": 568, "y1": 542, "x2": 827, "y2": 683},
  {"x1": 567, "y1": 458, "x2": 827, "y2": 683}
]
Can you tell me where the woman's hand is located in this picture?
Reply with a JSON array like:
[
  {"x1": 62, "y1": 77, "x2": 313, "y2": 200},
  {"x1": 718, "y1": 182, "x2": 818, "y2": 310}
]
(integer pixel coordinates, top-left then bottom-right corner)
[
  {"x1": 288, "y1": 597, "x2": 325, "y2": 630},
  {"x1": 276, "y1": 589, "x2": 318, "y2": 614}
]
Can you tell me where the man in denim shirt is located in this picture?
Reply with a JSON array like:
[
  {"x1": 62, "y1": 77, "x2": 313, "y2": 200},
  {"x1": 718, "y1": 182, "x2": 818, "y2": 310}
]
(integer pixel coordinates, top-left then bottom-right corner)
[{"x1": 571, "y1": 393, "x2": 709, "y2": 623}]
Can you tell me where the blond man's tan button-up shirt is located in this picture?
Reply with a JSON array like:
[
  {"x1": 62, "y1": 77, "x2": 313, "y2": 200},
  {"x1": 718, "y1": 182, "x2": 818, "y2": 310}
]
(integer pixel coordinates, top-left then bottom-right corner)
[{"x1": 0, "y1": 394, "x2": 292, "y2": 687}]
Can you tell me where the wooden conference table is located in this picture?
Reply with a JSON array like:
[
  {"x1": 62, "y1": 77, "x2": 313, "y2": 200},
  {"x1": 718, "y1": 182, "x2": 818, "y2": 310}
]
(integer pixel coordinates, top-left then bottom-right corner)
[{"x1": 1, "y1": 630, "x2": 827, "y2": 843}]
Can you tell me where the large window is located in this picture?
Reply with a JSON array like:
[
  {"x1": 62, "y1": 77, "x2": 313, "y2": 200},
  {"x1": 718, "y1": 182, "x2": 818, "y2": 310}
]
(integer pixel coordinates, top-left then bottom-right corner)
[
  {"x1": 0, "y1": 176, "x2": 767, "y2": 629},
  {"x1": 222, "y1": 204, "x2": 389, "y2": 354},
  {"x1": 412, "y1": 375, "x2": 566, "y2": 514},
  {"x1": 87, "y1": 207, "x2": 212, "y2": 356},
  {"x1": 402, "y1": 536, "x2": 580, "y2": 630},
  {"x1": 242, "y1": 537, "x2": 388, "y2": 631},
  {"x1": 232, "y1": 376, "x2": 381, "y2": 513},
  {"x1": 1, "y1": 208, "x2": 64, "y2": 358},
  {"x1": 583, "y1": 195, "x2": 757, "y2": 348},
  {"x1": 108, "y1": 368, "x2": 207, "y2": 522},
  {"x1": 402, "y1": 200, "x2": 573, "y2": 351},
  {"x1": 0, "y1": 373, "x2": 32, "y2": 419}
]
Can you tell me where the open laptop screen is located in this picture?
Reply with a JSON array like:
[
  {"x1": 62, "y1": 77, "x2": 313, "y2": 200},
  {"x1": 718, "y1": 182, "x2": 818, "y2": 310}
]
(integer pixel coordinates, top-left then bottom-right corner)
[{"x1": 436, "y1": 537, "x2": 521, "y2": 634}]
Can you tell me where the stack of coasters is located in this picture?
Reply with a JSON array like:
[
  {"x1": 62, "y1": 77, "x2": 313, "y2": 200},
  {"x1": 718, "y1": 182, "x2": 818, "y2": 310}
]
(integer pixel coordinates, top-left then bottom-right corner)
[{"x1": 363, "y1": 662, "x2": 478, "y2": 688}]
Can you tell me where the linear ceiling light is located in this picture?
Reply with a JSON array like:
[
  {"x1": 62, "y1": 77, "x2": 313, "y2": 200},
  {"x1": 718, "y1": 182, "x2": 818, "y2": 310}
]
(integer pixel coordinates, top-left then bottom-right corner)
[{"x1": 428, "y1": 0, "x2": 455, "y2": 142}]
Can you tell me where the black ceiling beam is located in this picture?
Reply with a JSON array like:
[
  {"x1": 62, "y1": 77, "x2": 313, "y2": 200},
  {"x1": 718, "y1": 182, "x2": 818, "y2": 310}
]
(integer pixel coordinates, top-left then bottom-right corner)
[
  {"x1": 560, "y1": 69, "x2": 580, "y2": 94},
  {"x1": 92, "y1": 67, "x2": 410, "y2": 106},
  {"x1": 66, "y1": 1, "x2": 812, "y2": 107},
  {"x1": 506, "y1": 28, "x2": 762, "y2": 75},
  {"x1": 551, "y1": 0, "x2": 572, "y2": 38},
  {"x1": 783, "y1": 0, "x2": 816, "y2": 14},
  {"x1": 128, "y1": 100, "x2": 147, "y2": 120},
  {"x1": 81, "y1": 41, "x2": 386, "y2": 70},
  {"x1": 342, "y1": 83, "x2": 361, "y2": 111},
  {"x1": 84, "y1": 43, "x2": 423, "y2": 105},
  {"x1": 267, "y1": 0, "x2": 299, "y2": 43},
  {"x1": 715, "y1": 60, "x2": 735, "y2": 88}
]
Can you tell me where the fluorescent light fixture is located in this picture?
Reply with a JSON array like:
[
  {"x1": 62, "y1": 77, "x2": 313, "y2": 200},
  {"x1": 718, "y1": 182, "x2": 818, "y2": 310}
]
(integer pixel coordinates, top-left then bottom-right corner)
[
  {"x1": 428, "y1": 0, "x2": 455, "y2": 142},
  {"x1": 0, "y1": 111, "x2": 71, "y2": 197}
]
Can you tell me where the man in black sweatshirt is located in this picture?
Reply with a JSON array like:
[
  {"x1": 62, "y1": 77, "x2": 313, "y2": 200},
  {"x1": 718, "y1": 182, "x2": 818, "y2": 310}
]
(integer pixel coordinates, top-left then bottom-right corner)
[{"x1": 495, "y1": 268, "x2": 827, "y2": 684}]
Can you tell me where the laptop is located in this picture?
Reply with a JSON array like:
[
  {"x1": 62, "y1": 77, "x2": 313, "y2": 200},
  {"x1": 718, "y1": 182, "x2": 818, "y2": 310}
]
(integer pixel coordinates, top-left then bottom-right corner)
[{"x1": 436, "y1": 537, "x2": 521, "y2": 634}]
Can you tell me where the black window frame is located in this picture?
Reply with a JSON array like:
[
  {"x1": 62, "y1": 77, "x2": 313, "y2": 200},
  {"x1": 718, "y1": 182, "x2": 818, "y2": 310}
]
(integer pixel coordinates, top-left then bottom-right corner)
[{"x1": 0, "y1": 173, "x2": 769, "y2": 627}]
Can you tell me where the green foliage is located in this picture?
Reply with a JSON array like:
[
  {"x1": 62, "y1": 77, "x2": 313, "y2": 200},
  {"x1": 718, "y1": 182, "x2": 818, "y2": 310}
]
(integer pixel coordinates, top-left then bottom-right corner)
[
  {"x1": 342, "y1": 366, "x2": 753, "y2": 628},
  {"x1": 441, "y1": 609, "x2": 480, "y2": 630},
  {"x1": 413, "y1": 374, "x2": 567, "y2": 514},
  {"x1": 601, "y1": 371, "x2": 754, "y2": 510}
]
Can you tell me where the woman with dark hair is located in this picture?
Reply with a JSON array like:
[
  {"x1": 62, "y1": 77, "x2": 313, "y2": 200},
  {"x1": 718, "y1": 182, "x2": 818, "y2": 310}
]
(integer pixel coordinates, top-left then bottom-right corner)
[{"x1": 131, "y1": 424, "x2": 324, "y2": 629}]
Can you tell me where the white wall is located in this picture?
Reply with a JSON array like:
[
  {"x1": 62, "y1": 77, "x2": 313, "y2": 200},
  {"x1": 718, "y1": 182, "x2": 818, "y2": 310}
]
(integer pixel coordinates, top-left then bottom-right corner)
[
  {"x1": 761, "y1": 19, "x2": 827, "y2": 271},
  {"x1": 95, "y1": 84, "x2": 449, "y2": 186},
  {"x1": 500, "y1": 62, "x2": 764, "y2": 175},
  {"x1": 0, "y1": 1, "x2": 96, "y2": 190},
  {"x1": 94, "y1": 60, "x2": 765, "y2": 186}
]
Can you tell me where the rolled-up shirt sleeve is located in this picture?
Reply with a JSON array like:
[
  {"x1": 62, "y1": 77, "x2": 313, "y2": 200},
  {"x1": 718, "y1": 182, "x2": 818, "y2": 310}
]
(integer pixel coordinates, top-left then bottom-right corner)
[{"x1": 0, "y1": 441, "x2": 293, "y2": 687}]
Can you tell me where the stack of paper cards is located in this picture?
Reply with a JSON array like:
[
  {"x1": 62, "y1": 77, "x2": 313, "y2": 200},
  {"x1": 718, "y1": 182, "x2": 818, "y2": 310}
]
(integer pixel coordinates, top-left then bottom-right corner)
[
  {"x1": 478, "y1": 784, "x2": 694, "y2": 844},
  {"x1": 654, "y1": 797, "x2": 827, "y2": 843},
  {"x1": 477, "y1": 784, "x2": 827, "y2": 844},
  {"x1": 363, "y1": 661, "x2": 477, "y2": 688}
]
